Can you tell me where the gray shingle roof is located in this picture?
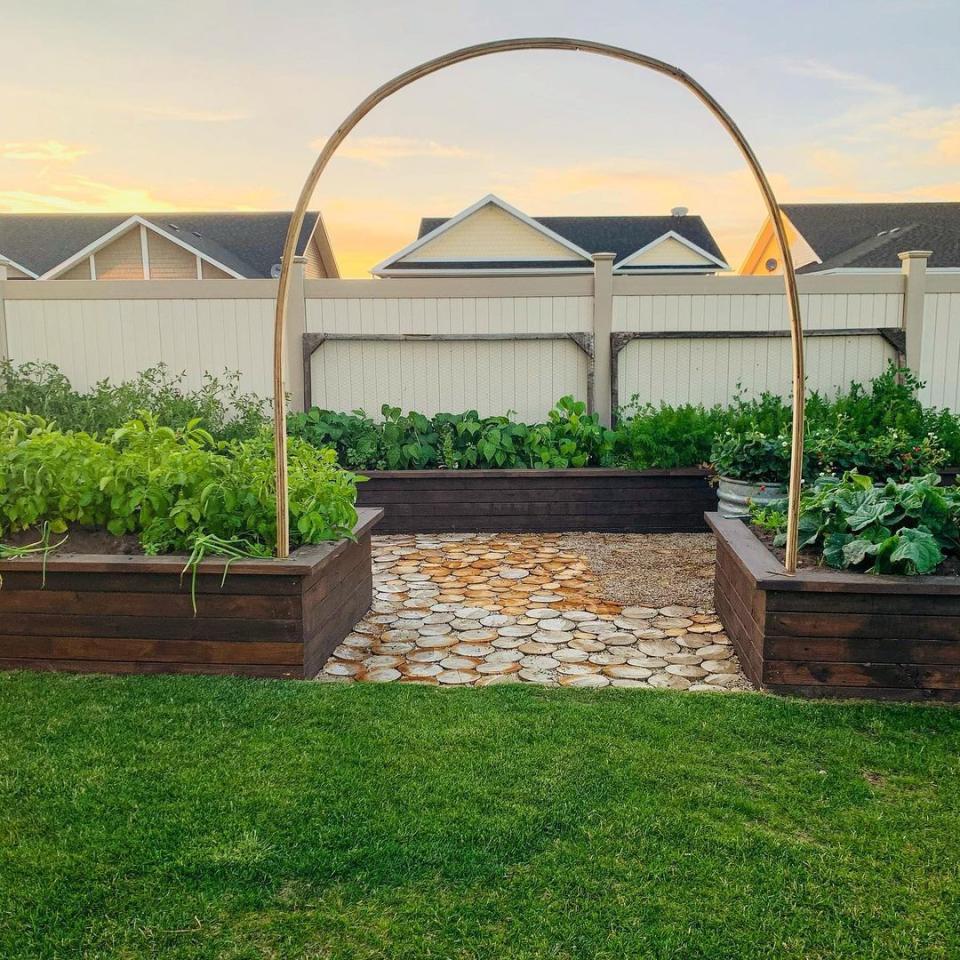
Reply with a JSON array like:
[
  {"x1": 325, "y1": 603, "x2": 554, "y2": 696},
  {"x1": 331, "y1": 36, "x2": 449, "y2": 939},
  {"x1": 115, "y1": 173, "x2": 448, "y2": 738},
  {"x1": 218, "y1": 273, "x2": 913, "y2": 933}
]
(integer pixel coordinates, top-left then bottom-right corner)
[
  {"x1": 0, "y1": 211, "x2": 319, "y2": 278},
  {"x1": 416, "y1": 214, "x2": 727, "y2": 268},
  {"x1": 783, "y1": 202, "x2": 960, "y2": 272}
]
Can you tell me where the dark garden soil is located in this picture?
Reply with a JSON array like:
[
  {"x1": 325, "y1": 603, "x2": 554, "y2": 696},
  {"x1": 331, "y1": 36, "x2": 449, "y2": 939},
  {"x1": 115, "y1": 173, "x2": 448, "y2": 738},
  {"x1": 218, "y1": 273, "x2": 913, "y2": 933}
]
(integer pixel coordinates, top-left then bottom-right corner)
[{"x1": 4, "y1": 523, "x2": 146, "y2": 556}]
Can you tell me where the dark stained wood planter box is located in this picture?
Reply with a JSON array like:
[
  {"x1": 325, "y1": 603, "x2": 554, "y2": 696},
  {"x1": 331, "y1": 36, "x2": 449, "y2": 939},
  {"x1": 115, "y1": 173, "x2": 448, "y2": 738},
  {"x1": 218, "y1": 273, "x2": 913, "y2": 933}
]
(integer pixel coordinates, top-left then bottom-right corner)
[
  {"x1": 357, "y1": 468, "x2": 716, "y2": 534},
  {"x1": 0, "y1": 508, "x2": 381, "y2": 680},
  {"x1": 707, "y1": 512, "x2": 960, "y2": 702}
]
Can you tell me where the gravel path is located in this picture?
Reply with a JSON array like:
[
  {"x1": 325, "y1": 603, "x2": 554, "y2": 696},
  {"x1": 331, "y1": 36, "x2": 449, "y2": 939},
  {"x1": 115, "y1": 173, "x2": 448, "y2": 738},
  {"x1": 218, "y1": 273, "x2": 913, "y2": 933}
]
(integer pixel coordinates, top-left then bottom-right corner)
[{"x1": 557, "y1": 532, "x2": 716, "y2": 609}]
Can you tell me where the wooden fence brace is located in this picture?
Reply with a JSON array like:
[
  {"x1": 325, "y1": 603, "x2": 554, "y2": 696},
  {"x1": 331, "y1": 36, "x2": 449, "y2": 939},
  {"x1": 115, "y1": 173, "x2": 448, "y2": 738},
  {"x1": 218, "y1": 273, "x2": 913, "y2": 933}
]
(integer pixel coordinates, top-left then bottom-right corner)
[
  {"x1": 302, "y1": 331, "x2": 595, "y2": 414},
  {"x1": 608, "y1": 327, "x2": 901, "y2": 422}
]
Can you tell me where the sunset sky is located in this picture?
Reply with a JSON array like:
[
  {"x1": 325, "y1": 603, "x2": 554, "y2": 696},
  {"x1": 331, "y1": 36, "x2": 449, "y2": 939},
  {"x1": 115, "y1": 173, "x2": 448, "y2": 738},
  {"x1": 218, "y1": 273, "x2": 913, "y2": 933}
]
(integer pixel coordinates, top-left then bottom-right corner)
[{"x1": 3, "y1": 0, "x2": 959, "y2": 276}]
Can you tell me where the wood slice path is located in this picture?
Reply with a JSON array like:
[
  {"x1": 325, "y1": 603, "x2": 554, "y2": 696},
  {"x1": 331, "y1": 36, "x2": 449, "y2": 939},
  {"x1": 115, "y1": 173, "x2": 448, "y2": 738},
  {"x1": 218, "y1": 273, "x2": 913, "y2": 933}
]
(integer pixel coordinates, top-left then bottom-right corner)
[{"x1": 318, "y1": 533, "x2": 751, "y2": 692}]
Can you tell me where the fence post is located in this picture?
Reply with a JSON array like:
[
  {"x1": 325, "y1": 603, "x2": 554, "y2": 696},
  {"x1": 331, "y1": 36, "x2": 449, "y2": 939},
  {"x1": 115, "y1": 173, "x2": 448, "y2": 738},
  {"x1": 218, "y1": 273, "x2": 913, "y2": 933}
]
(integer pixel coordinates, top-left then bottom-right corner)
[
  {"x1": 284, "y1": 255, "x2": 309, "y2": 412},
  {"x1": 0, "y1": 257, "x2": 9, "y2": 362},
  {"x1": 592, "y1": 252, "x2": 616, "y2": 427},
  {"x1": 899, "y1": 249, "x2": 931, "y2": 374}
]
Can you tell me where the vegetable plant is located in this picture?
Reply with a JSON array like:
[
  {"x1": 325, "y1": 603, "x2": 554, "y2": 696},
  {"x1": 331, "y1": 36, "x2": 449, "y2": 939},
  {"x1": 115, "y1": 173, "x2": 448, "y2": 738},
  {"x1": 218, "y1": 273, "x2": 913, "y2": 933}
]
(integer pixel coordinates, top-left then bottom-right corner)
[{"x1": 753, "y1": 471, "x2": 960, "y2": 575}]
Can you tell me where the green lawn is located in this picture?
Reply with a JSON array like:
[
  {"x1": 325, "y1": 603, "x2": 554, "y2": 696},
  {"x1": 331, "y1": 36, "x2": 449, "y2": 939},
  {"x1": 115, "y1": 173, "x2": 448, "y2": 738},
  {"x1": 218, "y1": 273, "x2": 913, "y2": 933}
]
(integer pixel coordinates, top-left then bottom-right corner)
[{"x1": 1, "y1": 674, "x2": 959, "y2": 959}]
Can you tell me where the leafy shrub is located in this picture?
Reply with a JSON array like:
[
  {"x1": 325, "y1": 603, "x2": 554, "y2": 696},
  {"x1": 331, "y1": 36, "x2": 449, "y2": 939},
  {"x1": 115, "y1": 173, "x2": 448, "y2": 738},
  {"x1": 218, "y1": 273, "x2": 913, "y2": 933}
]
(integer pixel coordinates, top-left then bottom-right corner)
[
  {"x1": 612, "y1": 401, "x2": 723, "y2": 470},
  {"x1": 753, "y1": 472, "x2": 960, "y2": 575},
  {"x1": 289, "y1": 397, "x2": 617, "y2": 470},
  {"x1": 0, "y1": 361, "x2": 269, "y2": 441},
  {"x1": 0, "y1": 411, "x2": 358, "y2": 555}
]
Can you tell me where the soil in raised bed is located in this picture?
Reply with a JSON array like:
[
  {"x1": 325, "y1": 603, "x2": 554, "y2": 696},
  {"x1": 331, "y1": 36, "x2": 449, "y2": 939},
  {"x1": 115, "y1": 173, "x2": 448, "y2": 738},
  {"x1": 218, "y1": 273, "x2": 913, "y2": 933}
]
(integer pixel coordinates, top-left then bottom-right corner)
[
  {"x1": 556, "y1": 532, "x2": 716, "y2": 609},
  {"x1": 4, "y1": 523, "x2": 145, "y2": 556}
]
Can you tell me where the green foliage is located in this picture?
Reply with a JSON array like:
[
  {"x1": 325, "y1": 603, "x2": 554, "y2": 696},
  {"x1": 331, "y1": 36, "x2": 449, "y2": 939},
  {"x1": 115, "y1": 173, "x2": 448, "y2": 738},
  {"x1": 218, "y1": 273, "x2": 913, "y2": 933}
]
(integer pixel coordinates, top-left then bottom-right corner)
[
  {"x1": 288, "y1": 396, "x2": 617, "y2": 471},
  {"x1": 753, "y1": 471, "x2": 960, "y2": 575},
  {"x1": 0, "y1": 361, "x2": 269, "y2": 441},
  {"x1": 612, "y1": 401, "x2": 724, "y2": 470},
  {"x1": 707, "y1": 366, "x2": 954, "y2": 483},
  {"x1": 0, "y1": 411, "x2": 358, "y2": 556}
]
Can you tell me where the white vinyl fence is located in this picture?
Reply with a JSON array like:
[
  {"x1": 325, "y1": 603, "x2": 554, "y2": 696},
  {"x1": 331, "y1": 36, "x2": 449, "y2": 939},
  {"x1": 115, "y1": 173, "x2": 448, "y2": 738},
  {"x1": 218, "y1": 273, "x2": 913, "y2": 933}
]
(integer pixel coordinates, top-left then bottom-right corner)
[{"x1": 1, "y1": 255, "x2": 955, "y2": 423}]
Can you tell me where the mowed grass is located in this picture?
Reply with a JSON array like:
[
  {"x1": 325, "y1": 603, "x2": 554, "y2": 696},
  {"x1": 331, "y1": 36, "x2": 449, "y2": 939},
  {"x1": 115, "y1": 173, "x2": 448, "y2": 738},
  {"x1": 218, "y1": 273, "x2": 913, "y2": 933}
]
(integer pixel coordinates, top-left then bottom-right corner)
[{"x1": 1, "y1": 674, "x2": 959, "y2": 960}]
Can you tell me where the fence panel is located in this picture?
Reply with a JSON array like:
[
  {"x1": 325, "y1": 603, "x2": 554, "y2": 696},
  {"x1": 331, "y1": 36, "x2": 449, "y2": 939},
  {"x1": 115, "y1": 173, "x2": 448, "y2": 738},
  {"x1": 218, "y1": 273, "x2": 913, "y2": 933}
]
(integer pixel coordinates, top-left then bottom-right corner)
[
  {"x1": 919, "y1": 287, "x2": 960, "y2": 410},
  {"x1": 304, "y1": 290, "x2": 593, "y2": 420},
  {"x1": 612, "y1": 280, "x2": 903, "y2": 408},
  {"x1": 4, "y1": 292, "x2": 275, "y2": 397}
]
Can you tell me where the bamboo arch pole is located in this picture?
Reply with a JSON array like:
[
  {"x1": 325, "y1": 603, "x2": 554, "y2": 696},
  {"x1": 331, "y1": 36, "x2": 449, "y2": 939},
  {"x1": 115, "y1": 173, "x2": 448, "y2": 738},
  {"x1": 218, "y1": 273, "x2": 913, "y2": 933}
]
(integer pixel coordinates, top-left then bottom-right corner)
[{"x1": 272, "y1": 38, "x2": 805, "y2": 571}]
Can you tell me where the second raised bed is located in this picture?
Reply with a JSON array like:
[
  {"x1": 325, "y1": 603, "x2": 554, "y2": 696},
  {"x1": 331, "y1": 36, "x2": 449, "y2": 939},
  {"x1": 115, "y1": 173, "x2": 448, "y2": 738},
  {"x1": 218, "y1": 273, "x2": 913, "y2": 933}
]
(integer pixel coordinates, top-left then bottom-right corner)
[{"x1": 356, "y1": 467, "x2": 716, "y2": 534}]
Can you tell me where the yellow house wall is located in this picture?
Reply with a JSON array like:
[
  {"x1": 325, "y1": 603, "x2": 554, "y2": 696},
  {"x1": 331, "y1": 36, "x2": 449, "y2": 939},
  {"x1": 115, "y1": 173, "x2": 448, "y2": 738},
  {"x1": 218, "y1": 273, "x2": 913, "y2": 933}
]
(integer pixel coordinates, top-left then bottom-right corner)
[
  {"x1": 619, "y1": 235, "x2": 713, "y2": 267},
  {"x1": 304, "y1": 235, "x2": 327, "y2": 278},
  {"x1": 93, "y1": 227, "x2": 144, "y2": 279},
  {"x1": 147, "y1": 231, "x2": 199, "y2": 278},
  {"x1": 60, "y1": 259, "x2": 91, "y2": 280},
  {"x1": 402, "y1": 204, "x2": 584, "y2": 263},
  {"x1": 5, "y1": 264, "x2": 35, "y2": 279},
  {"x1": 740, "y1": 217, "x2": 818, "y2": 275},
  {"x1": 201, "y1": 260, "x2": 231, "y2": 279}
]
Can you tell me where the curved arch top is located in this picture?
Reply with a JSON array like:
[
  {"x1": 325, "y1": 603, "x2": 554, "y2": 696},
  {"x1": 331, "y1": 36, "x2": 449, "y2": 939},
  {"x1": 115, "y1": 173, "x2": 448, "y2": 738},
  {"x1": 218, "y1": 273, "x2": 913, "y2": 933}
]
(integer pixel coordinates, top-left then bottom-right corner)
[{"x1": 271, "y1": 37, "x2": 805, "y2": 570}]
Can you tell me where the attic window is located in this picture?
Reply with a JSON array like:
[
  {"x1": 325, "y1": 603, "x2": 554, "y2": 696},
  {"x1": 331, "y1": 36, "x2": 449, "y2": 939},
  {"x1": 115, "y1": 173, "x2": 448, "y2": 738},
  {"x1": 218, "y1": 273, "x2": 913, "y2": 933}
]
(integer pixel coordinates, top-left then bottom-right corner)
[{"x1": 765, "y1": 257, "x2": 778, "y2": 272}]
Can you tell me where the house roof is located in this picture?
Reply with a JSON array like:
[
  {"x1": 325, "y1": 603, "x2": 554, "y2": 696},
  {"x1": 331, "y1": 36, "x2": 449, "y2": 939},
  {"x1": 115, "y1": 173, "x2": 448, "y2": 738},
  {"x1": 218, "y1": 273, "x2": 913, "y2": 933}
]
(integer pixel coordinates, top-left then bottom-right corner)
[
  {"x1": 0, "y1": 211, "x2": 323, "y2": 278},
  {"x1": 416, "y1": 212, "x2": 728, "y2": 268},
  {"x1": 782, "y1": 202, "x2": 960, "y2": 272}
]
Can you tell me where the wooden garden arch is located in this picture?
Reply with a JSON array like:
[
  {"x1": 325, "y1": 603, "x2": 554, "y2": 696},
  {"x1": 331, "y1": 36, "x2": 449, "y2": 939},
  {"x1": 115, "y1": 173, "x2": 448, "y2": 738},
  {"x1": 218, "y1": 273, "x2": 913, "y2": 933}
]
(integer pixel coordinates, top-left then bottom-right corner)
[{"x1": 271, "y1": 38, "x2": 806, "y2": 572}]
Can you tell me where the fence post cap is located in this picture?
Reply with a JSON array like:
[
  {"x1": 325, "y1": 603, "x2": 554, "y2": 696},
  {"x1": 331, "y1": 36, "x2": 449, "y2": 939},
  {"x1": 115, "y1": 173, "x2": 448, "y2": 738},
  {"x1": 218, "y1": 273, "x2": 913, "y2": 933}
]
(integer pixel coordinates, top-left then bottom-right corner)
[
  {"x1": 898, "y1": 250, "x2": 933, "y2": 262},
  {"x1": 591, "y1": 252, "x2": 617, "y2": 261}
]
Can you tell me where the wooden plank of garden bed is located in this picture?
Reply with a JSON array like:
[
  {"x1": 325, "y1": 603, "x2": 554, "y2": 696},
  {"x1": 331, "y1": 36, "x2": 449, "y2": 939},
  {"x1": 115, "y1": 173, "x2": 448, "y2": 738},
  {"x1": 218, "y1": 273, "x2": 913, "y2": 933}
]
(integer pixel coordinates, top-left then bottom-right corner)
[
  {"x1": 765, "y1": 660, "x2": 960, "y2": 689},
  {"x1": 767, "y1": 611, "x2": 960, "y2": 641},
  {"x1": 0, "y1": 589, "x2": 302, "y2": 620},
  {"x1": 765, "y1": 636, "x2": 960, "y2": 664},
  {"x1": 0, "y1": 636, "x2": 304, "y2": 665},
  {"x1": 0, "y1": 508, "x2": 383, "y2": 578}
]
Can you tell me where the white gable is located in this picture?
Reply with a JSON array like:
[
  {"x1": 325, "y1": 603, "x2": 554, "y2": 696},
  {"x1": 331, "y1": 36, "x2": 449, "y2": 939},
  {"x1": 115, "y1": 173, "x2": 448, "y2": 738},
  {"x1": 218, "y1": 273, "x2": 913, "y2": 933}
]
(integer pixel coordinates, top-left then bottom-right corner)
[
  {"x1": 400, "y1": 203, "x2": 587, "y2": 264},
  {"x1": 615, "y1": 231, "x2": 729, "y2": 272}
]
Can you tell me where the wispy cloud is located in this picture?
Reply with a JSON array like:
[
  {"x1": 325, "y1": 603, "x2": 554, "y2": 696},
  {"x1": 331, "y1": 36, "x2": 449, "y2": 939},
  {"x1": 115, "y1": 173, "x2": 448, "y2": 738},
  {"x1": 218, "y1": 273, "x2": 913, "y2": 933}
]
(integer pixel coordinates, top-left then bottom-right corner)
[
  {"x1": 779, "y1": 58, "x2": 902, "y2": 98},
  {"x1": 141, "y1": 105, "x2": 249, "y2": 123},
  {"x1": 318, "y1": 136, "x2": 470, "y2": 166},
  {"x1": 0, "y1": 139, "x2": 89, "y2": 162}
]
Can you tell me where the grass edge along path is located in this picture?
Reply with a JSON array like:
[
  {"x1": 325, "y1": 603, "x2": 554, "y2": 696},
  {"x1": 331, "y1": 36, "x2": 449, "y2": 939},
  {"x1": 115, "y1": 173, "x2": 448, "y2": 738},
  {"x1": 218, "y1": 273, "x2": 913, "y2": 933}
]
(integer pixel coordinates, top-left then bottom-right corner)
[{"x1": 1, "y1": 673, "x2": 958, "y2": 960}]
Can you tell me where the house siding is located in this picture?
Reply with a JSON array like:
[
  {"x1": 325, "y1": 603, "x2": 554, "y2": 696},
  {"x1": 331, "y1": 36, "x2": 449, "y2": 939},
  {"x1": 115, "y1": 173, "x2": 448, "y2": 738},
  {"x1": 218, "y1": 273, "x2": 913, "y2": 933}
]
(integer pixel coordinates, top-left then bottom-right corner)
[
  {"x1": 59, "y1": 259, "x2": 91, "y2": 280},
  {"x1": 147, "y1": 231, "x2": 199, "y2": 278},
  {"x1": 619, "y1": 235, "x2": 713, "y2": 268},
  {"x1": 201, "y1": 260, "x2": 231, "y2": 279},
  {"x1": 92, "y1": 228, "x2": 144, "y2": 279},
  {"x1": 402, "y1": 205, "x2": 584, "y2": 263}
]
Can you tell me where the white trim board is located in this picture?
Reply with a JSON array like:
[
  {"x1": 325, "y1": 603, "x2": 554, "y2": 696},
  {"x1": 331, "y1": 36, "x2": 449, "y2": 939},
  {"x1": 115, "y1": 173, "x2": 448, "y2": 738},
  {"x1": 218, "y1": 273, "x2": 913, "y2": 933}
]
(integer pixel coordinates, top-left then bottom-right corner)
[
  {"x1": 372, "y1": 194, "x2": 594, "y2": 275},
  {"x1": 0, "y1": 254, "x2": 39, "y2": 279},
  {"x1": 39, "y1": 215, "x2": 246, "y2": 280}
]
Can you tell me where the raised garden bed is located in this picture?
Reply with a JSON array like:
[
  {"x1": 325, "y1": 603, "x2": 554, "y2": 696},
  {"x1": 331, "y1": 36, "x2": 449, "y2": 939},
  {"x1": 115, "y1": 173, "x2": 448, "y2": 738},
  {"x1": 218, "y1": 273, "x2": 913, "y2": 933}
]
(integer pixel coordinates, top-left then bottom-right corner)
[
  {"x1": 0, "y1": 508, "x2": 381, "y2": 679},
  {"x1": 356, "y1": 468, "x2": 716, "y2": 534},
  {"x1": 707, "y1": 511, "x2": 960, "y2": 701}
]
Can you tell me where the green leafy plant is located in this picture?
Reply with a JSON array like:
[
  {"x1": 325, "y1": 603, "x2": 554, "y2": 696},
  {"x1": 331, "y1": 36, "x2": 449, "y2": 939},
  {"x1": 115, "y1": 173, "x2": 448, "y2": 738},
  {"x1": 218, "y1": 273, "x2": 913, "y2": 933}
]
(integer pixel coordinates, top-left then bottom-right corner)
[
  {"x1": 0, "y1": 361, "x2": 269, "y2": 441},
  {"x1": 753, "y1": 471, "x2": 960, "y2": 575},
  {"x1": 0, "y1": 412, "x2": 360, "y2": 587}
]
